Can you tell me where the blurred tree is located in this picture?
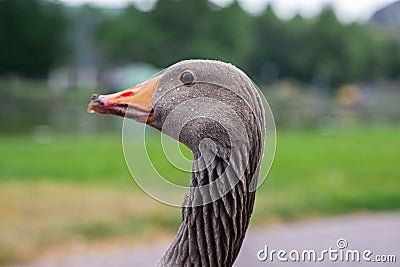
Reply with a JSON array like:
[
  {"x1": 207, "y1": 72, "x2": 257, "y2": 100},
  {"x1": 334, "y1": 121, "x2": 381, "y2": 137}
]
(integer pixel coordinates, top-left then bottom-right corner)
[
  {"x1": 97, "y1": 0, "x2": 254, "y2": 70},
  {"x1": 95, "y1": 1, "x2": 400, "y2": 88},
  {"x1": 145, "y1": 0, "x2": 211, "y2": 66},
  {"x1": 308, "y1": 7, "x2": 400, "y2": 86},
  {"x1": 0, "y1": 0, "x2": 69, "y2": 78},
  {"x1": 95, "y1": 4, "x2": 155, "y2": 64},
  {"x1": 188, "y1": 0, "x2": 255, "y2": 70},
  {"x1": 384, "y1": 38, "x2": 400, "y2": 79},
  {"x1": 250, "y1": 5, "x2": 285, "y2": 82},
  {"x1": 252, "y1": 5, "x2": 400, "y2": 87},
  {"x1": 307, "y1": 6, "x2": 345, "y2": 85},
  {"x1": 281, "y1": 14, "x2": 314, "y2": 82}
]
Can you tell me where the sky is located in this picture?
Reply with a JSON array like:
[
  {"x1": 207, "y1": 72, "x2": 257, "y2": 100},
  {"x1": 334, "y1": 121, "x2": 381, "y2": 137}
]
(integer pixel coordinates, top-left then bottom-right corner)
[{"x1": 59, "y1": 0, "x2": 397, "y2": 22}]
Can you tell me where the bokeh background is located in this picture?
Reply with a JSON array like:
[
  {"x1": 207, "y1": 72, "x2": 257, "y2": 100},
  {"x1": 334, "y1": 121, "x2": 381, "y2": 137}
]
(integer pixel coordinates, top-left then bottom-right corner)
[{"x1": 1, "y1": 0, "x2": 399, "y2": 265}]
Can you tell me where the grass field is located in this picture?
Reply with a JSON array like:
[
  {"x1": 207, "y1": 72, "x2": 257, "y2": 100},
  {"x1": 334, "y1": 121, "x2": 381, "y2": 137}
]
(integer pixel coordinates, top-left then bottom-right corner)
[{"x1": 1, "y1": 126, "x2": 400, "y2": 265}]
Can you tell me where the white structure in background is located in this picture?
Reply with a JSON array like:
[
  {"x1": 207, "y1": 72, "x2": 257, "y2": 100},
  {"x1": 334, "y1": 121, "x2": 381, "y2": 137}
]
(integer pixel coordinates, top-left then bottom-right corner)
[
  {"x1": 48, "y1": 67, "x2": 71, "y2": 97},
  {"x1": 371, "y1": 0, "x2": 400, "y2": 28},
  {"x1": 48, "y1": 6, "x2": 160, "y2": 96},
  {"x1": 103, "y1": 63, "x2": 161, "y2": 92},
  {"x1": 48, "y1": 5, "x2": 100, "y2": 94}
]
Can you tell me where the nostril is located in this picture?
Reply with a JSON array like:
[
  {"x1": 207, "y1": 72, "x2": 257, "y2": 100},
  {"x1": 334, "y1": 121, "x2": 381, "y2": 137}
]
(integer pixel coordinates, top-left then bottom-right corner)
[{"x1": 90, "y1": 94, "x2": 105, "y2": 105}]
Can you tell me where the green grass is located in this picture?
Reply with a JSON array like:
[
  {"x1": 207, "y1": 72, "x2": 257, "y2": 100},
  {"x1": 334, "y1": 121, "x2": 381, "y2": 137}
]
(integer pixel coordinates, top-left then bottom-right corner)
[
  {"x1": 254, "y1": 127, "x2": 400, "y2": 222},
  {"x1": 1, "y1": 126, "x2": 400, "y2": 215},
  {"x1": 0, "y1": 126, "x2": 400, "y2": 264},
  {"x1": 1, "y1": 127, "x2": 400, "y2": 214},
  {"x1": 0, "y1": 132, "x2": 193, "y2": 186},
  {"x1": 0, "y1": 135, "x2": 128, "y2": 184}
]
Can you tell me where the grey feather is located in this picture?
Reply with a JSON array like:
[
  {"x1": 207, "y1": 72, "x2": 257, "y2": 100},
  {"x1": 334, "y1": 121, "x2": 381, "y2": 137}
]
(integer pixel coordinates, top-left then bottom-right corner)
[{"x1": 150, "y1": 60, "x2": 265, "y2": 267}]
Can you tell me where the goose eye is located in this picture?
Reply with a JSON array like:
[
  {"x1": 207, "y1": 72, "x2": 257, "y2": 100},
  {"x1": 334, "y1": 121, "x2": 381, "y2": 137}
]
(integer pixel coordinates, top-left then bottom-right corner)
[{"x1": 180, "y1": 71, "x2": 195, "y2": 86}]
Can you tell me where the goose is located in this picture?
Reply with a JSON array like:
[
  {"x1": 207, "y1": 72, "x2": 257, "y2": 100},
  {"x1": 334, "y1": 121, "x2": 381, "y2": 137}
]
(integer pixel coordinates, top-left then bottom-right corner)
[{"x1": 88, "y1": 60, "x2": 267, "y2": 267}]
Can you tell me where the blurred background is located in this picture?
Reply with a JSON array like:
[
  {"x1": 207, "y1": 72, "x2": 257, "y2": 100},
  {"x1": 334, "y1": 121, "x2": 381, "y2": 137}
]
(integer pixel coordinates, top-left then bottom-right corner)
[{"x1": 0, "y1": 0, "x2": 399, "y2": 265}]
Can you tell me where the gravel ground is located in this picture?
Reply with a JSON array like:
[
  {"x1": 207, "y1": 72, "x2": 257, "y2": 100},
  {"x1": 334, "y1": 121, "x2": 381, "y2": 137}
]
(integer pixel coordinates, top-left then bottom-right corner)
[{"x1": 21, "y1": 212, "x2": 399, "y2": 267}]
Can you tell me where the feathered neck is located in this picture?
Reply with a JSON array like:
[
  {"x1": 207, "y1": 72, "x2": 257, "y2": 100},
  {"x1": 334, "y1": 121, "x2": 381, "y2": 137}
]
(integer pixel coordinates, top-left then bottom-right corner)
[{"x1": 159, "y1": 144, "x2": 259, "y2": 267}]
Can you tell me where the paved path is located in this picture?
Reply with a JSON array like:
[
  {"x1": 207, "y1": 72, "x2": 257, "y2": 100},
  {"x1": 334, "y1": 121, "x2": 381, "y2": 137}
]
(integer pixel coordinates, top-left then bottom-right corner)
[{"x1": 22, "y1": 212, "x2": 399, "y2": 267}]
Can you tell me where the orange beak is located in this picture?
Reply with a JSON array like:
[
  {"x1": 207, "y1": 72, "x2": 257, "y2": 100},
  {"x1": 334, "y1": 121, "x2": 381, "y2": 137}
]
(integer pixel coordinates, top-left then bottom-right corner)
[{"x1": 88, "y1": 75, "x2": 160, "y2": 123}]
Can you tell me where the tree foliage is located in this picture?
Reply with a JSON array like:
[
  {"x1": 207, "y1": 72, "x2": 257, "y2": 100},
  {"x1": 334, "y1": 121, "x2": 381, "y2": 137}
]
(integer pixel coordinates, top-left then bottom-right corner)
[
  {"x1": 1, "y1": 0, "x2": 399, "y2": 87},
  {"x1": 96, "y1": 0, "x2": 254, "y2": 69},
  {"x1": 96, "y1": 1, "x2": 400, "y2": 87},
  {"x1": 0, "y1": 0, "x2": 68, "y2": 78}
]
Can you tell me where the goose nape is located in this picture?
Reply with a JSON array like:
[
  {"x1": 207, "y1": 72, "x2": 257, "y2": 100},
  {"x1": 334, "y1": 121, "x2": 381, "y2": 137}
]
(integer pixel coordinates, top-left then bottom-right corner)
[{"x1": 88, "y1": 60, "x2": 266, "y2": 267}]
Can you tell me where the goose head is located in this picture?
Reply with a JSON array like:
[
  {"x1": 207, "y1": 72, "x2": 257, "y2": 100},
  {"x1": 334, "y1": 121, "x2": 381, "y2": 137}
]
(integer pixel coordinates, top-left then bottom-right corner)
[{"x1": 88, "y1": 60, "x2": 266, "y2": 266}]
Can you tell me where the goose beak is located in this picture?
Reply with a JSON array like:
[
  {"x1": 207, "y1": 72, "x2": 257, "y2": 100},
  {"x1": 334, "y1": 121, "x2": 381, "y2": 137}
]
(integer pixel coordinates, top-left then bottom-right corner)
[{"x1": 88, "y1": 75, "x2": 160, "y2": 123}]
